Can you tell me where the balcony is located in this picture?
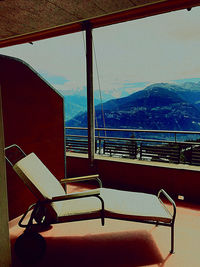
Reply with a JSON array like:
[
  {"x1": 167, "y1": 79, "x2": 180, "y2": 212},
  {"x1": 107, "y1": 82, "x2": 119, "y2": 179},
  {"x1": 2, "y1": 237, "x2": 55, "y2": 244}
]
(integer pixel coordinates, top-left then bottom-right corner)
[
  {"x1": 2, "y1": 2, "x2": 200, "y2": 264},
  {"x1": 66, "y1": 127, "x2": 200, "y2": 165}
]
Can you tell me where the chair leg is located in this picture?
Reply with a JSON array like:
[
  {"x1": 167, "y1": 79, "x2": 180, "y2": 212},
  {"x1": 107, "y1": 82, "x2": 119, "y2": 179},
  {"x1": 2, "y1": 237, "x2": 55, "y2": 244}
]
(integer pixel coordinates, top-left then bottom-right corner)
[
  {"x1": 101, "y1": 216, "x2": 105, "y2": 226},
  {"x1": 170, "y1": 224, "x2": 175, "y2": 254},
  {"x1": 97, "y1": 195, "x2": 105, "y2": 226}
]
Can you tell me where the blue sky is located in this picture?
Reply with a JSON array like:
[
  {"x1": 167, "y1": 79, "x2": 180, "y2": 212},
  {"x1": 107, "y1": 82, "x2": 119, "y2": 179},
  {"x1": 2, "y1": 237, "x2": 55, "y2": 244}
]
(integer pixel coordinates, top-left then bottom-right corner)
[{"x1": 1, "y1": 6, "x2": 200, "y2": 100}]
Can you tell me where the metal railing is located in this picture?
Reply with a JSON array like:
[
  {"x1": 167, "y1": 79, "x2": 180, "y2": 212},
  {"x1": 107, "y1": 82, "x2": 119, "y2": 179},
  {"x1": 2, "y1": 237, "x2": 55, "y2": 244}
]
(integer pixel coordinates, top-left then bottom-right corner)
[{"x1": 65, "y1": 127, "x2": 200, "y2": 165}]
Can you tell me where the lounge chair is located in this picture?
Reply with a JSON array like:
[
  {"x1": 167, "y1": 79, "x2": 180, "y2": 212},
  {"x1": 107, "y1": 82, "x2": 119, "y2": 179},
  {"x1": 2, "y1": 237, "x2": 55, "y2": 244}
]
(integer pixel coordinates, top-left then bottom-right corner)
[{"x1": 5, "y1": 144, "x2": 176, "y2": 263}]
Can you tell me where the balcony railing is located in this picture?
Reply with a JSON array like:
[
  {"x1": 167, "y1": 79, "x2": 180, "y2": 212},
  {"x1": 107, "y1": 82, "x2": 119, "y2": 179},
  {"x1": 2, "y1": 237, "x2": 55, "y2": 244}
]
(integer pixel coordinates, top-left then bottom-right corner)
[{"x1": 65, "y1": 127, "x2": 200, "y2": 166}]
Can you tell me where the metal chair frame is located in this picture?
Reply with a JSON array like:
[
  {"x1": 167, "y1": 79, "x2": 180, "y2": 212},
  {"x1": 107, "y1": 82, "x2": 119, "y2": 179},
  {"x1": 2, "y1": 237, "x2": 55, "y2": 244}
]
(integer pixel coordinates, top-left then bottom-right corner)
[{"x1": 5, "y1": 144, "x2": 176, "y2": 257}]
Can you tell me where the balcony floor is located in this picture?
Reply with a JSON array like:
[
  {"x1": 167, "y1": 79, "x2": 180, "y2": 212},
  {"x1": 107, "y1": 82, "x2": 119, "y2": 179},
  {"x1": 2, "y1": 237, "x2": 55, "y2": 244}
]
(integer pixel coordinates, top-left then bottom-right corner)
[{"x1": 9, "y1": 184, "x2": 200, "y2": 267}]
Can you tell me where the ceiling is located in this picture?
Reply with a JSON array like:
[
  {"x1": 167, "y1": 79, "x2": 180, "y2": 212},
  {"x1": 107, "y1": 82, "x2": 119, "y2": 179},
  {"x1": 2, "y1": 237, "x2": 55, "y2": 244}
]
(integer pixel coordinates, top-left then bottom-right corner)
[{"x1": 0, "y1": 0, "x2": 200, "y2": 47}]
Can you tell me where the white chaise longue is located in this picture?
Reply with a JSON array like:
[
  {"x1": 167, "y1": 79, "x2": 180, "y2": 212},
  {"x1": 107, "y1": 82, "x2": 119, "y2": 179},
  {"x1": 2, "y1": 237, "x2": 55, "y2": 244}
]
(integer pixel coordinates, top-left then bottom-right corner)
[{"x1": 5, "y1": 144, "x2": 176, "y2": 263}]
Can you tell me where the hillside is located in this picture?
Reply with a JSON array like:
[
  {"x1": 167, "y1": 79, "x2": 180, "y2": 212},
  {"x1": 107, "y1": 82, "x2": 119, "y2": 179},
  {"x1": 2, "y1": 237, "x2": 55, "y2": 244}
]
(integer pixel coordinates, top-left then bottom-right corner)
[
  {"x1": 64, "y1": 95, "x2": 100, "y2": 121},
  {"x1": 66, "y1": 82, "x2": 200, "y2": 133}
]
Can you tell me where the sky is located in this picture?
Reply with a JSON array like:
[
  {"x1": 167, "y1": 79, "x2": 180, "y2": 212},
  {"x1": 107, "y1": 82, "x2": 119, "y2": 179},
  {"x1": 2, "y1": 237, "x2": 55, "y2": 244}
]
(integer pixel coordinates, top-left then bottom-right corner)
[{"x1": 1, "y1": 6, "x2": 200, "y2": 100}]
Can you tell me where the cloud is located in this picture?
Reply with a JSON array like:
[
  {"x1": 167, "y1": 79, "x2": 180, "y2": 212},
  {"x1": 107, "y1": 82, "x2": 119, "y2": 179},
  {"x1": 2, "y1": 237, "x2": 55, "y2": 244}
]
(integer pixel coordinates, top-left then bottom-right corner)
[
  {"x1": 53, "y1": 81, "x2": 86, "y2": 96},
  {"x1": 41, "y1": 72, "x2": 69, "y2": 85},
  {"x1": 165, "y1": 8, "x2": 200, "y2": 42},
  {"x1": 1, "y1": 6, "x2": 200, "y2": 101},
  {"x1": 1, "y1": 32, "x2": 86, "y2": 82}
]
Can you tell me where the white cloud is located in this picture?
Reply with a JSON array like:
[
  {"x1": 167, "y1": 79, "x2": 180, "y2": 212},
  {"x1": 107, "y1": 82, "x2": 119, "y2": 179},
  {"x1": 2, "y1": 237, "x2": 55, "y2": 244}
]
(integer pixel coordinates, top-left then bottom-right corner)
[
  {"x1": 1, "y1": 32, "x2": 86, "y2": 83},
  {"x1": 54, "y1": 81, "x2": 86, "y2": 95},
  {"x1": 93, "y1": 7, "x2": 200, "y2": 85}
]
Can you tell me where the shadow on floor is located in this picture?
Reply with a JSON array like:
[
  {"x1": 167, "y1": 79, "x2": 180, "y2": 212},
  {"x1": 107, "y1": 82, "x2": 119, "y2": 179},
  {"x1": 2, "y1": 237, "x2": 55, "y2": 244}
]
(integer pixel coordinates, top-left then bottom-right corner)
[{"x1": 12, "y1": 229, "x2": 164, "y2": 267}]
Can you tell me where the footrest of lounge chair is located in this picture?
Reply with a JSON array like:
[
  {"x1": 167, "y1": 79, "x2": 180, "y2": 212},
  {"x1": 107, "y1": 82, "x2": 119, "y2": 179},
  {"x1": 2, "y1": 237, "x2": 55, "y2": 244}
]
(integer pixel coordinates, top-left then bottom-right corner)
[{"x1": 100, "y1": 188, "x2": 172, "y2": 223}]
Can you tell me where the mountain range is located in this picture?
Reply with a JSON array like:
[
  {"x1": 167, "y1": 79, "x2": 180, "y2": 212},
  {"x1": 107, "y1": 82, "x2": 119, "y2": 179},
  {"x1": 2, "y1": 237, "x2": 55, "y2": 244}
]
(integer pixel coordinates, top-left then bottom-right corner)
[
  {"x1": 65, "y1": 81, "x2": 200, "y2": 136},
  {"x1": 64, "y1": 95, "x2": 100, "y2": 121}
]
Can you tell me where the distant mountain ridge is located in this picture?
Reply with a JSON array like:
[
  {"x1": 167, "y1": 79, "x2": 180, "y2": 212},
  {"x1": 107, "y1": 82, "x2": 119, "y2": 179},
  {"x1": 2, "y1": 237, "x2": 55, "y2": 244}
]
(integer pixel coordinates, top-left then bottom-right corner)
[
  {"x1": 66, "y1": 81, "x2": 200, "y2": 132},
  {"x1": 64, "y1": 95, "x2": 100, "y2": 121}
]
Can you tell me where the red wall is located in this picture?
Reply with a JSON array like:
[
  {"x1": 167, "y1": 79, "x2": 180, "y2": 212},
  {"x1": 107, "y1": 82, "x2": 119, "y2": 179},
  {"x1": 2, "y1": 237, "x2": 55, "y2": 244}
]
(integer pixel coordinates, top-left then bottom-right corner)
[{"x1": 0, "y1": 54, "x2": 65, "y2": 220}]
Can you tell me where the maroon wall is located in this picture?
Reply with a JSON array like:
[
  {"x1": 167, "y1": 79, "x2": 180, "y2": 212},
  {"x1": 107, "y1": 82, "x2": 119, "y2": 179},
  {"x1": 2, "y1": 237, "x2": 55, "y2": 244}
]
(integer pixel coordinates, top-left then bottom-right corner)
[
  {"x1": 0, "y1": 54, "x2": 65, "y2": 220},
  {"x1": 67, "y1": 154, "x2": 200, "y2": 205}
]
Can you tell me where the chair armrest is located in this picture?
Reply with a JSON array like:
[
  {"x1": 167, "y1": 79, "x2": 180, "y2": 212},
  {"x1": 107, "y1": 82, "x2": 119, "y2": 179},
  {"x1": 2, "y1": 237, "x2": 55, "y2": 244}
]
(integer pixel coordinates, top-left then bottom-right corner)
[
  {"x1": 47, "y1": 189, "x2": 100, "y2": 203},
  {"x1": 60, "y1": 174, "x2": 102, "y2": 187},
  {"x1": 158, "y1": 189, "x2": 176, "y2": 223}
]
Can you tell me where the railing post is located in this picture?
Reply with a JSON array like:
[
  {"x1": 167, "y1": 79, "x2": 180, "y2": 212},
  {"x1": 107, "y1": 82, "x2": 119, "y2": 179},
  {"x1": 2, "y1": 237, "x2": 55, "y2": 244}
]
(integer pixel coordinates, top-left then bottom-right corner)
[
  {"x1": 191, "y1": 145, "x2": 193, "y2": 165},
  {"x1": 140, "y1": 142, "x2": 143, "y2": 160},
  {"x1": 103, "y1": 140, "x2": 106, "y2": 154},
  {"x1": 95, "y1": 139, "x2": 97, "y2": 153},
  {"x1": 178, "y1": 143, "x2": 181, "y2": 164},
  {"x1": 135, "y1": 142, "x2": 137, "y2": 159},
  {"x1": 99, "y1": 139, "x2": 101, "y2": 154}
]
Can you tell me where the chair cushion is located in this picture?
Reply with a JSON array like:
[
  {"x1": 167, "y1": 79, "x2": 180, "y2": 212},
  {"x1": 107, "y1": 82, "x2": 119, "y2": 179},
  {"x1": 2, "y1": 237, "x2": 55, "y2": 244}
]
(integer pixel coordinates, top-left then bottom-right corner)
[
  {"x1": 13, "y1": 153, "x2": 66, "y2": 215},
  {"x1": 55, "y1": 194, "x2": 102, "y2": 218},
  {"x1": 55, "y1": 188, "x2": 172, "y2": 224},
  {"x1": 100, "y1": 188, "x2": 172, "y2": 223}
]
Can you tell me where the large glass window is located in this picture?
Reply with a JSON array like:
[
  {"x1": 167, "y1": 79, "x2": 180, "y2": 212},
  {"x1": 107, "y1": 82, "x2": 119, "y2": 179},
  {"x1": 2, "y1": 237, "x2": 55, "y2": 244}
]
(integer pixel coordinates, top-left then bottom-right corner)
[{"x1": 2, "y1": 7, "x2": 200, "y2": 165}]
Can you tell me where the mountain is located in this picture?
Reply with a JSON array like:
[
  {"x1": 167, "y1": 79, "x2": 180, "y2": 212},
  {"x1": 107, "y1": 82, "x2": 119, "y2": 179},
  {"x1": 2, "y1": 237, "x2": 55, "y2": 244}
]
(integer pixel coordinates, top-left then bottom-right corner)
[
  {"x1": 173, "y1": 82, "x2": 200, "y2": 108},
  {"x1": 64, "y1": 95, "x2": 100, "y2": 121},
  {"x1": 66, "y1": 82, "x2": 200, "y2": 134},
  {"x1": 149, "y1": 82, "x2": 200, "y2": 107},
  {"x1": 64, "y1": 96, "x2": 87, "y2": 121}
]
